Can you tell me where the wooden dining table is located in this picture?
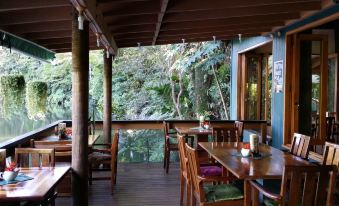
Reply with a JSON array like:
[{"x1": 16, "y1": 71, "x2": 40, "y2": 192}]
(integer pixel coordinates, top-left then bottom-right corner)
[
  {"x1": 40, "y1": 134, "x2": 100, "y2": 147},
  {"x1": 175, "y1": 126, "x2": 212, "y2": 143},
  {"x1": 0, "y1": 166, "x2": 70, "y2": 204},
  {"x1": 198, "y1": 142, "x2": 314, "y2": 205}
]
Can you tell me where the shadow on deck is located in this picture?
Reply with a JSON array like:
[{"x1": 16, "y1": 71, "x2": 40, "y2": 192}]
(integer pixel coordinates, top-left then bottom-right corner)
[{"x1": 56, "y1": 163, "x2": 180, "y2": 206}]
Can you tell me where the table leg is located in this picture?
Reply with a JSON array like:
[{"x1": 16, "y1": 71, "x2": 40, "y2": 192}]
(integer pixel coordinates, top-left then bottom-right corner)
[{"x1": 244, "y1": 180, "x2": 251, "y2": 206}]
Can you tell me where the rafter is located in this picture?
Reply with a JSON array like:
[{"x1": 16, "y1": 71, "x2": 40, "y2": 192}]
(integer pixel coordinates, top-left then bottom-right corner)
[{"x1": 152, "y1": 0, "x2": 169, "y2": 45}]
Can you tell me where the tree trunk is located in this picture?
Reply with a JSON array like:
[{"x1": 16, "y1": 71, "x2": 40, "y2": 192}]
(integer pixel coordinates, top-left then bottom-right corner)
[
  {"x1": 194, "y1": 67, "x2": 209, "y2": 116},
  {"x1": 212, "y1": 65, "x2": 229, "y2": 119},
  {"x1": 170, "y1": 72, "x2": 183, "y2": 119}
]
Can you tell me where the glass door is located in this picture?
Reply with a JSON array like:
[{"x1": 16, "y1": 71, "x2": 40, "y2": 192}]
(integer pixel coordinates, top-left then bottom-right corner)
[{"x1": 292, "y1": 34, "x2": 328, "y2": 144}]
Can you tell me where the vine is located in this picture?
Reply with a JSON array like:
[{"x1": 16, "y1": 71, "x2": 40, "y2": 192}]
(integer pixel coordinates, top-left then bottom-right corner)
[
  {"x1": 0, "y1": 75, "x2": 25, "y2": 119},
  {"x1": 26, "y1": 81, "x2": 48, "y2": 120}
]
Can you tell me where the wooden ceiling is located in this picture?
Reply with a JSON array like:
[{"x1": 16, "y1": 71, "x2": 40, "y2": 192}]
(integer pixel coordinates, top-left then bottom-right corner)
[{"x1": 0, "y1": 0, "x2": 324, "y2": 53}]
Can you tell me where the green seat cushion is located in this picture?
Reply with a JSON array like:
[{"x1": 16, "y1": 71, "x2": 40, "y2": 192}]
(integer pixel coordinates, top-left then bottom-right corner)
[
  {"x1": 203, "y1": 183, "x2": 243, "y2": 202},
  {"x1": 264, "y1": 198, "x2": 278, "y2": 206}
]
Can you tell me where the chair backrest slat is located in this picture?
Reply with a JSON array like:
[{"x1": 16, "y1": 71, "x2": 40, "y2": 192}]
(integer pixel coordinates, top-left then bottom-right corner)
[
  {"x1": 281, "y1": 165, "x2": 337, "y2": 206},
  {"x1": 234, "y1": 121, "x2": 244, "y2": 141},
  {"x1": 185, "y1": 143, "x2": 204, "y2": 202},
  {"x1": 323, "y1": 142, "x2": 339, "y2": 167},
  {"x1": 177, "y1": 135, "x2": 187, "y2": 174},
  {"x1": 15, "y1": 148, "x2": 55, "y2": 168},
  {"x1": 290, "y1": 133, "x2": 310, "y2": 159},
  {"x1": 212, "y1": 127, "x2": 239, "y2": 143}
]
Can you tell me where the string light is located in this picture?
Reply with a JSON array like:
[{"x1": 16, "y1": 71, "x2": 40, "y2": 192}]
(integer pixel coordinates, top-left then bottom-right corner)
[
  {"x1": 96, "y1": 33, "x2": 101, "y2": 47},
  {"x1": 182, "y1": 39, "x2": 185, "y2": 44},
  {"x1": 106, "y1": 47, "x2": 110, "y2": 59},
  {"x1": 78, "y1": 10, "x2": 84, "y2": 30},
  {"x1": 238, "y1": 34, "x2": 242, "y2": 42},
  {"x1": 213, "y1": 36, "x2": 216, "y2": 43}
]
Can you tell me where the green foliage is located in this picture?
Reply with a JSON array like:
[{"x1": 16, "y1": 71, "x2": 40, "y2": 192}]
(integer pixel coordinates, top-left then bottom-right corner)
[
  {"x1": 0, "y1": 75, "x2": 25, "y2": 118},
  {"x1": 26, "y1": 81, "x2": 48, "y2": 120}
]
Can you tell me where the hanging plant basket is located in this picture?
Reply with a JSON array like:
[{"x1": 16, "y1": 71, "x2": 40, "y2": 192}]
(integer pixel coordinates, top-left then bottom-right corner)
[
  {"x1": 0, "y1": 75, "x2": 25, "y2": 118},
  {"x1": 26, "y1": 81, "x2": 48, "y2": 120}
]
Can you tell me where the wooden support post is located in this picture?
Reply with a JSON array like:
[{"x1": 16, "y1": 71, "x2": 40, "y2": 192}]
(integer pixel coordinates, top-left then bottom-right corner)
[
  {"x1": 71, "y1": 8, "x2": 89, "y2": 206},
  {"x1": 103, "y1": 53, "x2": 112, "y2": 143}
]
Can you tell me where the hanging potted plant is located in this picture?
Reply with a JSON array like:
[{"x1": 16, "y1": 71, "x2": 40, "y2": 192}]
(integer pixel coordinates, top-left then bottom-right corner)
[
  {"x1": 0, "y1": 75, "x2": 25, "y2": 118},
  {"x1": 26, "y1": 81, "x2": 48, "y2": 120}
]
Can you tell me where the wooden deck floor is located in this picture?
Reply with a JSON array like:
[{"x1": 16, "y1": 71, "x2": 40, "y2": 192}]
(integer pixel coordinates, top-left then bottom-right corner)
[{"x1": 56, "y1": 163, "x2": 181, "y2": 206}]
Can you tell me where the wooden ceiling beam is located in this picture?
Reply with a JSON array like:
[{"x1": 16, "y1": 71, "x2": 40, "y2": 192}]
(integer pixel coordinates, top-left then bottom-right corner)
[
  {"x1": 0, "y1": 6, "x2": 71, "y2": 26},
  {"x1": 161, "y1": 13, "x2": 300, "y2": 31},
  {"x1": 152, "y1": 0, "x2": 169, "y2": 45},
  {"x1": 101, "y1": 0, "x2": 160, "y2": 16},
  {"x1": 164, "y1": 1, "x2": 321, "y2": 23},
  {"x1": 167, "y1": 0, "x2": 321, "y2": 12},
  {"x1": 0, "y1": 0, "x2": 70, "y2": 12},
  {"x1": 22, "y1": 30, "x2": 95, "y2": 40},
  {"x1": 1, "y1": 20, "x2": 72, "y2": 35},
  {"x1": 70, "y1": 0, "x2": 118, "y2": 54}
]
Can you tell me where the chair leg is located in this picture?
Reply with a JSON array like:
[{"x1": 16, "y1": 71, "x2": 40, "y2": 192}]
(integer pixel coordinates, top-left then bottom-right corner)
[
  {"x1": 180, "y1": 174, "x2": 184, "y2": 205},
  {"x1": 192, "y1": 194, "x2": 196, "y2": 206},
  {"x1": 163, "y1": 145, "x2": 167, "y2": 169},
  {"x1": 186, "y1": 181, "x2": 191, "y2": 206},
  {"x1": 89, "y1": 163, "x2": 93, "y2": 185},
  {"x1": 166, "y1": 150, "x2": 170, "y2": 174}
]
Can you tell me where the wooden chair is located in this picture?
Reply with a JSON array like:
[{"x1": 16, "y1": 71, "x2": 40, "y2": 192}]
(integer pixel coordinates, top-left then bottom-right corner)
[
  {"x1": 30, "y1": 139, "x2": 72, "y2": 162},
  {"x1": 290, "y1": 133, "x2": 310, "y2": 159},
  {"x1": 178, "y1": 135, "x2": 223, "y2": 206},
  {"x1": 30, "y1": 139, "x2": 72, "y2": 196},
  {"x1": 185, "y1": 143, "x2": 243, "y2": 206},
  {"x1": 234, "y1": 121, "x2": 244, "y2": 141},
  {"x1": 212, "y1": 127, "x2": 239, "y2": 143},
  {"x1": 15, "y1": 148, "x2": 55, "y2": 168},
  {"x1": 15, "y1": 148, "x2": 57, "y2": 206},
  {"x1": 88, "y1": 131, "x2": 119, "y2": 191},
  {"x1": 322, "y1": 141, "x2": 339, "y2": 203},
  {"x1": 250, "y1": 165, "x2": 337, "y2": 206},
  {"x1": 163, "y1": 121, "x2": 179, "y2": 174}
]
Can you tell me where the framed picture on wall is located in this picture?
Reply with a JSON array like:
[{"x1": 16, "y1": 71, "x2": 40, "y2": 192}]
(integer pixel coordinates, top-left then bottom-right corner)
[{"x1": 273, "y1": 60, "x2": 284, "y2": 93}]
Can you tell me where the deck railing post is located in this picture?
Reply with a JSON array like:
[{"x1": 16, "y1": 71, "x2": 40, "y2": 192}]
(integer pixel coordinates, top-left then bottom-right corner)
[
  {"x1": 71, "y1": 8, "x2": 89, "y2": 206},
  {"x1": 103, "y1": 53, "x2": 113, "y2": 143}
]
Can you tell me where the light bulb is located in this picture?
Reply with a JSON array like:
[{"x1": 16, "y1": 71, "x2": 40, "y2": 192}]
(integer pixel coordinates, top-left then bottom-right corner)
[
  {"x1": 106, "y1": 49, "x2": 110, "y2": 58},
  {"x1": 213, "y1": 36, "x2": 216, "y2": 43},
  {"x1": 96, "y1": 33, "x2": 100, "y2": 47},
  {"x1": 78, "y1": 12, "x2": 84, "y2": 30},
  {"x1": 238, "y1": 34, "x2": 242, "y2": 42}
]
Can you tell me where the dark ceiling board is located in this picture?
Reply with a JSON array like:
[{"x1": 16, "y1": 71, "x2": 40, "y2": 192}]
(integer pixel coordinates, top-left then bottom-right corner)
[
  {"x1": 101, "y1": 0, "x2": 160, "y2": 16},
  {"x1": 0, "y1": 6, "x2": 71, "y2": 26},
  {"x1": 116, "y1": 37, "x2": 154, "y2": 44},
  {"x1": 159, "y1": 22, "x2": 283, "y2": 36},
  {"x1": 114, "y1": 32, "x2": 154, "y2": 40},
  {"x1": 39, "y1": 38, "x2": 96, "y2": 46},
  {"x1": 161, "y1": 13, "x2": 300, "y2": 31},
  {"x1": 98, "y1": 0, "x2": 151, "y2": 4},
  {"x1": 157, "y1": 31, "x2": 268, "y2": 41},
  {"x1": 111, "y1": 24, "x2": 156, "y2": 34},
  {"x1": 22, "y1": 30, "x2": 95, "y2": 41},
  {"x1": 163, "y1": 1, "x2": 321, "y2": 23},
  {"x1": 167, "y1": 0, "x2": 321, "y2": 12},
  {"x1": 152, "y1": 0, "x2": 169, "y2": 45},
  {"x1": 0, "y1": 0, "x2": 70, "y2": 12},
  {"x1": 106, "y1": 14, "x2": 158, "y2": 27},
  {"x1": 159, "y1": 27, "x2": 273, "y2": 39},
  {"x1": 1, "y1": 20, "x2": 72, "y2": 35}
]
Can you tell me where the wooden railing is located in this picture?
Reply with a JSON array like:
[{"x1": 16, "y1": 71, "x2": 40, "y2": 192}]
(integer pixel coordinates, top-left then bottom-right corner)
[{"x1": 0, "y1": 119, "x2": 268, "y2": 150}]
